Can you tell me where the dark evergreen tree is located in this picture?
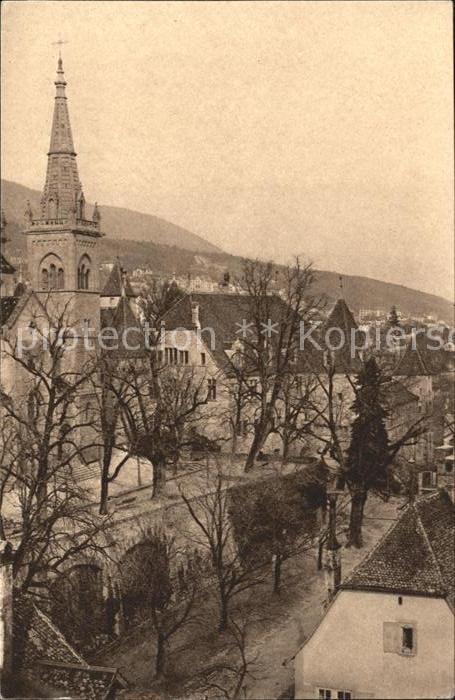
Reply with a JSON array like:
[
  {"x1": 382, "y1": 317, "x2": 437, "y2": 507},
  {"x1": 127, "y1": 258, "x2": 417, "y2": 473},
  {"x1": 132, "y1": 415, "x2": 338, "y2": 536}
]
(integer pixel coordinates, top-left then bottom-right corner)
[{"x1": 345, "y1": 357, "x2": 390, "y2": 547}]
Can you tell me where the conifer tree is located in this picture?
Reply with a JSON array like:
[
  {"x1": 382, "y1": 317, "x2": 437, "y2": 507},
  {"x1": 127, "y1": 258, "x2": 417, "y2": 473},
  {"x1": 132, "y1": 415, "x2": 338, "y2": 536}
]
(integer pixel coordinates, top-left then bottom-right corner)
[{"x1": 345, "y1": 357, "x2": 390, "y2": 547}]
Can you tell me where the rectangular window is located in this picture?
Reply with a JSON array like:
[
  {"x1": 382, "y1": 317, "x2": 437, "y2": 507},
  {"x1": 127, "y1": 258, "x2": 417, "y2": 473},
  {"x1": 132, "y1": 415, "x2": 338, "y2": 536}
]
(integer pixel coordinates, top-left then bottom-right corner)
[
  {"x1": 401, "y1": 625, "x2": 415, "y2": 655},
  {"x1": 179, "y1": 350, "x2": 189, "y2": 365},
  {"x1": 318, "y1": 690, "x2": 351, "y2": 700},
  {"x1": 207, "y1": 378, "x2": 217, "y2": 401},
  {"x1": 383, "y1": 621, "x2": 416, "y2": 656},
  {"x1": 201, "y1": 352, "x2": 206, "y2": 366},
  {"x1": 421, "y1": 471, "x2": 435, "y2": 489}
]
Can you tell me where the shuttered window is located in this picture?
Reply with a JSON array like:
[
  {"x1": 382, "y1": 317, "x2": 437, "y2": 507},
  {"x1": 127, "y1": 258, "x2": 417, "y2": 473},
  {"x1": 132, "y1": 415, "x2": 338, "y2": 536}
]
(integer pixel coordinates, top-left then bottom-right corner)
[{"x1": 383, "y1": 621, "x2": 417, "y2": 655}]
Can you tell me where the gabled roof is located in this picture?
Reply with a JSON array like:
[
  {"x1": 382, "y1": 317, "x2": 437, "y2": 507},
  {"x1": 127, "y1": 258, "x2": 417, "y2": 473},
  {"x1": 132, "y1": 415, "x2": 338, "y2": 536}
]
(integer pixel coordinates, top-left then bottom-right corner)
[
  {"x1": 101, "y1": 261, "x2": 136, "y2": 298},
  {"x1": 342, "y1": 490, "x2": 455, "y2": 600}
]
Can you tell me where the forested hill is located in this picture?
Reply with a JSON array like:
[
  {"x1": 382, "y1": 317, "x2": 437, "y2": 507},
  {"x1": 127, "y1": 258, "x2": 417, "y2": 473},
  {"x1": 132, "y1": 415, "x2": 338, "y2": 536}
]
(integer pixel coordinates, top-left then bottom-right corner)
[{"x1": 2, "y1": 179, "x2": 452, "y2": 323}]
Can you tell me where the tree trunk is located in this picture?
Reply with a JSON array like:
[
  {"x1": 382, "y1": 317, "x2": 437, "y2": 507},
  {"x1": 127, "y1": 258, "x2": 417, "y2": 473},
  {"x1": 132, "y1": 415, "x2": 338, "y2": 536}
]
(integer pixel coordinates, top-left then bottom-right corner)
[
  {"x1": 346, "y1": 490, "x2": 367, "y2": 548},
  {"x1": 155, "y1": 633, "x2": 166, "y2": 677},
  {"x1": 99, "y1": 475, "x2": 109, "y2": 515},
  {"x1": 272, "y1": 553, "x2": 282, "y2": 594},
  {"x1": 218, "y1": 595, "x2": 229, "y2": 632},
  {"x1": 245, "y1": 422, "x2": 269, "y2": 471},
  {"x1": 152, "y1": 457, "x2": 166, "y2": 498}
]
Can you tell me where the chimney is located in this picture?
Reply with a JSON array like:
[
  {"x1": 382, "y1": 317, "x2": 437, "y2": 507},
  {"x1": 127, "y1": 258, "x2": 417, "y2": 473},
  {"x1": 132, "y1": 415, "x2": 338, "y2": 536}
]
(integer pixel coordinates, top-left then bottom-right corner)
[
  {"x1": 191, "y1": 301, "x2": 200, "y2": 330},
  {"x1": 0, "y1": 541, "x2": 14, "y2": 684}
]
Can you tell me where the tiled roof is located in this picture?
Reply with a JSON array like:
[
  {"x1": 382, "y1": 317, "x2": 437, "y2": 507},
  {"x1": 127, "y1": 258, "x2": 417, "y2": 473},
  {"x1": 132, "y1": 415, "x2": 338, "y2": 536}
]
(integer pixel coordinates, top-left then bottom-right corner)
[
  {"x1": 163, "y1": 291, "x2": 291, "y2": 370},
  {"x1": 14, "y1": 596, "x2": 128, "y2": 698},
  {"x1": 342, "y1": 490, "x2": 455, "y2": 599},
  {"x1": 101, "y1": 261, "x2": 136, "y2": 298}
]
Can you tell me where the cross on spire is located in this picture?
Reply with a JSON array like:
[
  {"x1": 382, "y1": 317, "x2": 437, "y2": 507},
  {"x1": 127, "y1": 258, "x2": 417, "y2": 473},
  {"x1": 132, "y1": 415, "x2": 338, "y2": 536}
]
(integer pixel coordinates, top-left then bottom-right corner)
[
  {"x1": 339, "y1": 275, "x2": 344, "y2": 296},
  {"x1": 52, "y1": 38, "x2": 69, "y2": 53}
]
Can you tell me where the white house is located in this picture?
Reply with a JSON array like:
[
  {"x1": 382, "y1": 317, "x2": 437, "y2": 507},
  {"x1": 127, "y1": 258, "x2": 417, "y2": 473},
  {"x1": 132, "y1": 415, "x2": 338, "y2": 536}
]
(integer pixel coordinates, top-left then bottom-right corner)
[{"x1": 294, "y1": 489, "x2": 455, "y2": 699}]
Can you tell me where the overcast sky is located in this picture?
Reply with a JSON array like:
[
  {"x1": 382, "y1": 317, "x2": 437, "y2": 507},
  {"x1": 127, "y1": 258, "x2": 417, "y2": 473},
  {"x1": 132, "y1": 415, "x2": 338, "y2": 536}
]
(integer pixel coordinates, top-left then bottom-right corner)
[{"x1": 1, "y1": 1, "x2": 453, "y2": 300}]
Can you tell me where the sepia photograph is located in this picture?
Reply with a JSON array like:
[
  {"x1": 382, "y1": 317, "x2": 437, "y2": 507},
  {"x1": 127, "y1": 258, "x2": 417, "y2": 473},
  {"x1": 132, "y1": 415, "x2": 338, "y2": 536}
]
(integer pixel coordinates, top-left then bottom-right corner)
[{"x1": 0, "y1": 1, "x2": 453, "y2": 698}]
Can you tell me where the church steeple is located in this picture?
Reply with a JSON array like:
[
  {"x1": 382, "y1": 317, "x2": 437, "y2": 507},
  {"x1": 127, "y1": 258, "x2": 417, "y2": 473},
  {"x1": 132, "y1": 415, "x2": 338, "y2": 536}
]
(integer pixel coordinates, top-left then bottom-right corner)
[
  {"x1": 41, "y1": 56, "x2": 83, "y2": 220},
  {"x1": 24, "y1": 56, "x2": 102, "y2": 303}
]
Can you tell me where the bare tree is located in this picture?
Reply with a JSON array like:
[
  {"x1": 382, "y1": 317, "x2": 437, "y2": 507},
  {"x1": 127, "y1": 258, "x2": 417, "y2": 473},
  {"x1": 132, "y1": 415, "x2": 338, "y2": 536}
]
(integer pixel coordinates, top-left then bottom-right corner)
[
  {"x1": 196, "y1": 615, "x2": 261, "y2": 699},
  {"x1": 180, "y1": 468, "x2": 262, "y2": 632},
  {"x1": 225, "y1": 258, "x2": 320, "y2": 471},
  {"x1": 229, "y1": 471, "x2": 326, "y2": 594},
  {"x1": 119, "y1": 527, "x2": 196, "y2": 678},
  {"x1": 109, "y1": 359, "x2": 212, "y2": 498},
  {"x1": 0, "y1": 299, "x2": 110, "y2": 595}
]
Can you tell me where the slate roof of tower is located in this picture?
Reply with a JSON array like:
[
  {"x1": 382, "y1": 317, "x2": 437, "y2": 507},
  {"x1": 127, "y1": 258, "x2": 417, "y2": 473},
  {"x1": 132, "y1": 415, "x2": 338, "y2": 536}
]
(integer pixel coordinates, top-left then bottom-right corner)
[
  {"x1": 318, "y1": 297, "x2": 365, "y2": 373},
  {"x1": 393, "y1": 333, "x2": 454, "y2": 376},
  {"x1": 324, "y1": 297, "x2": 358, "y2": 335},
  {"x1": 101, "y1": 262, "x2": 136, "y2": 298},
  {"x1": 101, "y1": 296, "x2": 145, "y2": 357},
  {"x1": 342, "y1": 490, "x2": 455, "y2": 602}
]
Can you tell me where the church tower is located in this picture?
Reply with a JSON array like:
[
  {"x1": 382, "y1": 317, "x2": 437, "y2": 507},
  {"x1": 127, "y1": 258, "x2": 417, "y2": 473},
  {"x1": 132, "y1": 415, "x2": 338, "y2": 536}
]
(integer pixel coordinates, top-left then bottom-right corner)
[{"x1": 23, "y1": 56, "x2": 103, "y2": 339}]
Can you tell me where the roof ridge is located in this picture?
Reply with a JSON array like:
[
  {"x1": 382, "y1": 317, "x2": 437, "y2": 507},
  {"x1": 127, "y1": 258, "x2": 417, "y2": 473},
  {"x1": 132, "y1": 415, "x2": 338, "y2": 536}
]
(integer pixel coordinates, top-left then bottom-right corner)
[
  {"x1": 32, "y1": 602, "x2": 87, "y2": 665},
  {"x1": 414, "y1": 507, "x2": 446, "y2": 592}
]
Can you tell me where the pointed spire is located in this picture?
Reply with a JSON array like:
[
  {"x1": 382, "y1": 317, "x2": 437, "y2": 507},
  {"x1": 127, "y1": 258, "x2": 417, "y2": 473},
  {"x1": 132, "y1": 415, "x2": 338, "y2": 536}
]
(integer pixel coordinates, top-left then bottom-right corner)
[{"x1": 40, "y1": 57, "x2": 83, "y2": 220}]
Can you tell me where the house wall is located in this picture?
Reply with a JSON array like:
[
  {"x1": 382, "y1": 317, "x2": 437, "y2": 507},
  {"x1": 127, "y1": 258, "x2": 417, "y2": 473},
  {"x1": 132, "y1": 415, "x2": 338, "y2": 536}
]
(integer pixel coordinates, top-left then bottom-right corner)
[{"x1": 294, "y1": 589, "x2": 454, "y2": 699}]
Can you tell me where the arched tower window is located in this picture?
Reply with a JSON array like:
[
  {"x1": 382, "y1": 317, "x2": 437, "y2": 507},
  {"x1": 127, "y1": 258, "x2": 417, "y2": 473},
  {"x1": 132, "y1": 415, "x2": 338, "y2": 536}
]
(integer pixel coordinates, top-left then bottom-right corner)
[
  {"x1": 41, "y1": 268, "x2": 49, "y2": 290},
  {"x1": 78, "y1": 254, "x2": 91, "y2": 290},
  {"x1": 40, "y1": 253, "x2": 64, "y2": 292},
  {"x1": 49, "y1": 264, "x2": 56, "y2": 290}
]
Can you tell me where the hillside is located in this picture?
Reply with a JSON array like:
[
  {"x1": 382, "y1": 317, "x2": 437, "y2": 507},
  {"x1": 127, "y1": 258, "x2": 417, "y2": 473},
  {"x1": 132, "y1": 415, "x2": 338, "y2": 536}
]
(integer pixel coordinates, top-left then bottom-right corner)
[
  {"x1": 1, "y1": 179, "x2": 453, "y2": 324},
  {"x1": 1, "y1": 179, "x2": 221, "y2": 255}
]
